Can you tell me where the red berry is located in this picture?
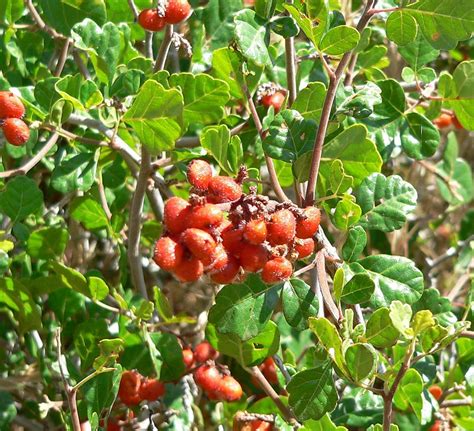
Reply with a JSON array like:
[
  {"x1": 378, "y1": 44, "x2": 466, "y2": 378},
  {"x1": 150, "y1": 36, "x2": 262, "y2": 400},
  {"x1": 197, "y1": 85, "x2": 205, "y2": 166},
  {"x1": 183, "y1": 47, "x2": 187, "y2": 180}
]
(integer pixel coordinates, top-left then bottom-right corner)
[
  {"x1": 118, "y1": 370, "x2": 142, "y2": 406},
  {"x1": 261, "y1": 91, "x2": 286, "y2": 113},
  {"x1": 452, "y1": 114, "x2": 463, "y2": 129},
  {"x1": 106, "y1": 419, "x2": 120, "y2": 431},
  {"x1": 165, "y1": 0, "x2": 192, "y2": 24},
  {"x1": 221, "y1": 226, "x2": 245, "y2": 257},
  {"x1": 138, "y1": 378, "x2": 165, "y2": 401},
  {"x1": 194, "y1": 364, "x2": 221, "y2": 392},
  {"x1": 295, "y1": 238, "x2": 315, "y2": 259},
  {"x1": 260, "y1": 357, "x2": 278, "y2": 385},
  {"x1": 153, "y1": 236, "x2": 184, "y2": 271},
  {"x1": 433, "y1": 113, "x2": 452, "y2": 129},
  {"x1": 182, "y1": 348, "x2": 194, "y2": 369},
  {"x1": 181, "y1": 228, "x2": 217, "y2": 265},
  {"x1": 164, "y1": 197, "x2": 191, "y2": 234},
  {"x1": 194, "y1": 341, "x2": 218, "y2": 362},
  {"x1": 252, "y1": 420, "x2": 272, "y2": 431},
  {"x1": 267, "y1": 210, "x2": 296, "y2": 245},
  {"x1": 138, "y1": 8, "x2": 166, "y2": 31},
  {"x1": 429, "y1": 385, "x2": 443, "y2": 400},
  {"x1": 429, "y1": 420, "x2": 441, "y2": 431},
  {"x1": 216, "y1": 375, "x2": 243, "y2": 401},
  {"x1": 188, "y1": 204, "x2": 223, "y2": 229},
  {"x1": 244, "y1": 219, "x2": 267, "y2": 245},
  {"x1": 0, "y1": 91, "x2": 25, "y2": 119},
  {"x1": 208, "y1": 176, "x2": 242, "y2": 203},
  {"x1": 174, "y1": 255, "x2": 204, "y2": 282},
  {"x1": 296, "y1": 206, "x2": 321, "y2": 239},
  {"x1": 188, "y1": 159, "x2": 212, "y2": 189},
  {"x1": 239, "y1": 243, "x2": 268, "y2": 273},
  {"x1": 2, "y1": 118, "x2": 29, "y2": 146},
  {"x1": 208, "y1": 244, "x2": 229, "y2": 272},
  {"x1": 262, "y1": 257, "x2": 292, "y2": 284},
  {"x1": 210, "y1": 255, "x2": 241, "y2": 284}
]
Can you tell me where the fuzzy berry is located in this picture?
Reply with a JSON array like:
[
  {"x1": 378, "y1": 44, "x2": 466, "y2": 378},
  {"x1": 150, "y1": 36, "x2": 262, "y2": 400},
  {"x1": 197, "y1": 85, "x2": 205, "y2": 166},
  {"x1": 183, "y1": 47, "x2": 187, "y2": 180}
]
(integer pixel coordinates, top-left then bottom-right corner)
[
  {"x1": 181, "y1": 228, "x2": 217, "y2": 265},
  {"x1": 165, "y1": 0, "x2": 192, "y2": 24},
  {"x1": 252, "y1": 420, "x2": 272, "y2": 431},
  {"x1": 153, "y1": 236, "x2": 184, "y2": 271},
  {"x1": 239, "y1": 243, "x2": 268, "y2": 273},
  {"x1": 261, "y1": 91, "x2": 285, "y2": 113},
  {"x1": 262, "y1": 257, "x2": 292, "y2": 284},
  {"x1": 188, "y1": 159, "x2": 212, "y2": 189},
  {"x1": 182, "y1": 348, "x2": 194, "y2": 369},
  {"x1": 0, "y1": 91, "x2": 25, "y2": 119},
  {"x1": 2, "y1": 118, "x2": 30, "y2": 146},
  {"x1": 194, "y1": 341, "x2": 218, "y2": 363},
  {"x1": 118, "y1": 370, "x2": 142, "y2": 406},
  {"x1": 210, "y1": 255, "x2": 241, "y2": 284},
  {"x1": 194, "y1": 364, "x2": 221, "y2": 392},
  {"x1": 433, "y1": 113, "x2": 452, "y2": 129},
  {"x1": 260, "y1": 357, "x2": 278, "y2": 385},
  {"x1": 244, "y1": 219, "x2": 267, "y2": 245},
  {"x1": 208, "y1": 244, "x2": 229, "y2": 272},
  {"x1": 208, "y1": 176, "x2": 242, "y2": 203},
  {"x1": 216, "y1": 375, "x2": 243, "y2": 401},
  {"x1": 139, "y1": 378, "x2": 165, "y2": 401},
  {"x1": 429, "y1": 420, "x2": 441, "y2": 431},
  {"x1": 164, "y1": 197, "x2": 191, "y2": 234},
  {"x1": 174, "y1": 255, "x2": 204, "y2": 282},
  {"x1": 221, "y1": 226, "x2": 245, "y2": 257},
  {"x1": 296, "y1": 206, "x2": 321, "y2": 239},
  {"x1": 138, "y1": 8, "x2": 166, "y2": 31},
  {"x1": 267, "y1": 209, "x2": 296, "y2": 245},
  {"x1": 295, "y1": 238, "x2": 315, "y2": 259},
  {"x1": 188, "y1": 203, "x2": 223, "y2": 229},
  {"x1": 429, "y1": 385, "x2": 443, "y2": 400}
]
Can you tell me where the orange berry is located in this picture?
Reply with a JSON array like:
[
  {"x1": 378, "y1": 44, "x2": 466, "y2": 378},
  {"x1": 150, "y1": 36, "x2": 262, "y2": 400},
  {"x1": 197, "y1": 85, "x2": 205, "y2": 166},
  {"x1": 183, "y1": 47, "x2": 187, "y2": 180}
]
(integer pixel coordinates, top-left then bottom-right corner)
[
  {"x1": 187, "y1": 159, "x2": 212, "y2": 189},
  {"x1": 433, "y1": 113, "x2": 452, "y2": 129},
  {"x1": 295, "y1": 238, "x2": 315, "y2": 259},
  {"x1": 208, "y1": 176, "x2": 242, "y2": 203},
  {"x1": 239, "y1": 243, "x2": 268, "y2": 272},
  {"x1": 188, "y1": 203, "x2": 223, "y2": 229},
  {"x1": 429, "y1": 420, "x2": 441, "y2": 431},
  {"x1": 153, "y1": 236, "x2": 184, "y2": 271},
  {"x1": 164, "y1": 197, "x2": 191, "y2": 234},
  {"x1": 182, "y1": 348, "x2": 194, "y2": 369},
  {"x1": 181, "y1": 228, "x2": 217, "y2": 265},
  {"x1": 210, "y1": 255, "x2": 241, "y2": 284},
  {"x1": 221, "y1": 226, "x2": 245, "y2": 257},
  {"x1": 261, "y1": 91, "x2": 286, "y2": 113},
  {"x1": 296, "y1": 206, "x2": 321, "y2": 239},
  {"x1": 429, "y1": 385, "x2": 443, "y2": 400},
  {"x1": 208, "y1": 244, "x2": 229, "y2": 272},
  {"x1": 260, "y1": 357, "x2": 278, "y2": 385},
  {"x1": 0, "y1": 91, "x2": 25, "y2": 119},
  {"x1": 118, "y1": 370, "x2": 142, "y2": 406},
  {"x1": 2, "y1": 118, "x2": 29, "y2": 146},
  {"x1": 194, "y1": 364, "x2": 221, "y2": 392},
  {"x1": 164, "y1": 0, "x2": 192, "y2": 24},
  {"x1": 244, "y1": 219, "x2": 267, "y2": 244},
  {"x1": 194, "y1": 341, "x2": 218, "y2": 363},
  {"x1": 267, "y1": 210, "x2": 296, "y2": 245},
  {"x1": 138, "y1": 8, "x2": 166, "y2": 31},
  {"x1": 216, "y1": 375, "x2": 243, "y2": 401},
  {"x1": 138, "y1": 378, "x2": 165, "y2": 401},
  {"x1": 261, "y1": 257, "x2": 292, "y2": 284},
  {"x1": 174, "y1": 255, "x2": 204, "y2": 282}
]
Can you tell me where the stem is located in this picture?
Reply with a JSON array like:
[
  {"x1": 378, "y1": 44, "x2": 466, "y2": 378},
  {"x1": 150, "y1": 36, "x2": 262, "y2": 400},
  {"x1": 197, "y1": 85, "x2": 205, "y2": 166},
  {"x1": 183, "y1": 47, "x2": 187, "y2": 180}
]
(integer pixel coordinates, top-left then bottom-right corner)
[
  {"x1": 272, "y1": 354, "x2": 292, "y2": 384},
  {"x1": 316, "y1": 251, "x2": 341, "y2": 322},
  {"x1": 73, "y1": 50, "x2": 91, "y2": 79},
  {"x1": 368, "y1": 7, "x2": 399, "y2": 15},
  {"x1": 284, "y1": 0, "x2": 297, "y2": 106},
  {"x1": 24, "y1": 0, "x2": 67, "y2": 40},
  {"x1": 54, "y1": 38, "x2": 71, "y2": 77},
  {"x1": 153, "y1": 25, "x2": 173, "y2": 72},
  {"x1": 344, "y1": 52, "x2": 358, "y2": 86},
  {"x1": 71, "y1": 367, "x2": 117, "y2": 392},
  {"x1": 127, "y1": 0, "x2": 140, "y2": 20}
]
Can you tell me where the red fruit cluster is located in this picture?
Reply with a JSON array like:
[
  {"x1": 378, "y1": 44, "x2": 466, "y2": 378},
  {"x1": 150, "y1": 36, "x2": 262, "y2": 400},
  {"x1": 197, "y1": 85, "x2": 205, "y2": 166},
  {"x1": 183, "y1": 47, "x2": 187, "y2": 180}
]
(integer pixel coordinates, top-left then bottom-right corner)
[
  {"x1": 194, "y1": 364, "x2": 243, "y2": 402},
  {"x1": 153, "y1": 160, "x2": 321, "y2": 285},
  {"x1": 181, "y1": 341, "x2": 218, "y2": 370},
  {"x1": 118, "y1": 370, "x2": 165, "y2": 406},
  {"x1": 257, "y1": 83, "x2": 287, "y2": 113},
  {"x1": 0, "y1": 91, "x2": 29, "y2": 146},
  {"x1": 138, "y1": 0, "x2": 191, "y2": 32}
]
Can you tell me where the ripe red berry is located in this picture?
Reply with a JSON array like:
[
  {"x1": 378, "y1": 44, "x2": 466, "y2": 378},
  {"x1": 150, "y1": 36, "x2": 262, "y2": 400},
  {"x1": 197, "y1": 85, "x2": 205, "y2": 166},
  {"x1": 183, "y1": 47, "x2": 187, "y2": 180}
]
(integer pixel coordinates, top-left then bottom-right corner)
[
  {"x1": 0, "y1": 91, "x2": 25, "y2": 119},
  {"x1": 429, "y1": 385, "x2": 443, "y2": 400},
  {"x1": 208, "y1": 244, "x2": 229, "y2": 272},
  {"x1": 210, "y1": 255, "x2": 241, "y2": 284},
  {"x1": 295, "y1": 238, "x2": 315, "y2": 259},
  {"x1": 251, "y1": 420, "x2": 272, "y2": 431},
  {"x1": 194, "y1": 364, "x2": 221, "y2": 392},
  {"x1": 267, "y1": 209, "x2": 296, "y2": 245},
  {"x1": 239, "y1": 243, "x2": 268, "y2": 272},
  {"x1": 188, "y1": 204, "x2": 223, "y2": 229},
  {"x1": 262, "y1": 257, "x2": 292, "y2": 284},
  {"x1": 261, "y1": 91, "x2": 286, "y2": 113},
  {"x1": 182, "y1": 348, "x2": 194, "y2": 369},
  {"x1": 118, "y1": 370, "x2": 142, "y2": 406},
  {"x1": 2, "y1": 118, "x2": 30, "y2": 146},
  {"x1": 452, "y1": 114, "x2": 463, "y2": 129},
  {"x1": 244, "y1": 219, "x2": 267, "y2": 245},
  {"x1": 260, "y1": 357, "x2": 278, "y2": 385},
  {"x1": 165, "y1": 0, "x2": 192, "y2": 24},
  {"x1": 296, "y1": 206, "x2": 321, "y2": 239},
  {"x1": 138, "y1": 378, "x2": 165, "y2": 401},
  {"x1": 429, "y1": 420, "x2": 441, "y2": 431},
  {"x1": 194, "y1": 341, "x2": 218, "y2": 363},
  {"x1": 153, "y1": 236, "x2": 184, "y2": 271},
  {"x1": 106, "y1": 419, "x2": 120, "y2": 431},
  {"x1": 138, "y1": 8, "x2": 166, "y2": 31},
  {"x1": 164, "y1": 197, "x2": 191, "y2": 234},
  {"x1": 174, "y1": 255, "x2": 204, "y2": 282},
  {"x1": 221, "y1": 226, "x2": 245, "y2": 257},
  {"x1": 433, "y1": 113, "x2": 452, "y2": 129},
  {"x1": 216, "y1": 375, "x2": 243, "y2": 401},
  {"x1": 181, "y1": 228, "x2": 217, "y2": 265},
  {"x1": 208, "y1": 176, "x2": 242, "y2": 203},
  {"x1": 188, "y1": 159, "x2": 212, "y2": 189}
]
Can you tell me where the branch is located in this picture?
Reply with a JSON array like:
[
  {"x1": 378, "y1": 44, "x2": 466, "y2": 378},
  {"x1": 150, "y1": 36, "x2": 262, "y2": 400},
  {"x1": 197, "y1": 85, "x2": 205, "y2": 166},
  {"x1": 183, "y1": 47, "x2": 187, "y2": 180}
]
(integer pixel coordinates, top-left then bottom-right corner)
[
  {"x1": 153, "y1": 25, "x2": 174, "y2": 72},
  {"x1": 284, "y1": 0, "x2": 297, "y2": 106},
  {"x1": 272, "y1": 354, "x2": 292, "y2": 384},
  {"x1": 175, "y1": 122, "x2": 248, "y2": 148},
  {"x1": 316, "y1": 250, "x2": 341, "y2": 322},
  {"x1": 54, "y1": 38, "x2": 71, "y2": 77},
  {"x1": 24, "y1": 0, "x2": 68, "y2": 40},
  {"x1": 127, "y1": 0, "x2": 140, "y2": 20},
  {"x1": 0, "y1": 133, "x2": 59, "y2": 179},
  {"x1": 427, "y1": 234, "x2": 474, "y2": 274},
  {"x1": 440, "y1": 398, "x2": 472, "y2": 408}
]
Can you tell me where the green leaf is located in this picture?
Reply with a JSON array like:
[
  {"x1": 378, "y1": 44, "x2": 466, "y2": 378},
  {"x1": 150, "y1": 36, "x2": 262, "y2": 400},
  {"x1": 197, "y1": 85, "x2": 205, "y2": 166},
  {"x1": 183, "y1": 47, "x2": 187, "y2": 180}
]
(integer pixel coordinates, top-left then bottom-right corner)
[
  {"x1": 207, "y1": 320, "x2": 280, "y2": 367},
  {"x1": 74, "y1": 318, "x2": 110, "y2": 370},
  {"x1": 0, "y1": 0, "x2": 24, "y2": 24},
  {"x1": 55, "y1": 74, "x2": 103, "y2": 110},
  {"x1": 110, "y1": 69, "x2": 145, "y2": 98},
  {"x1": 345, "y1": 343, "x2": 377, "y2": 382},
  {"x1": 270, "y1": 16, "x2": 300, "y2": 38},
  {"x1": 0, "y1": 176, "x2": 43, "y2": 222},
  {"x1": 365, "y1": 308, "x2": 400, "y2": 348},
  {"x1": 341, "y1": 274, "x2": 374, "y2": 305},
  {"x1": 348, "y1": 256, "x2": 424, "y2": 308},
  {"x1": 201, "y1": 125, "x2": 243, "y2": 175},
  {"x1": 399, "y1": 32, "x2": 440, "y2": 71},
  {"x1": 282, "y1": 279, "x2": 319, "y2": 331},
  {"x1": 393, "y1": 368, "x2": 423, "y2": 420},
  {"x1": 284, "y1": 5, "x2": 321, "y2": 47},
  {"x1": 0, "y1": 391, "x2": 16, "y2": 429},
  {"x1": 342, "y1": 226, "x2": 367, "y2": 262},
  {"x1": 27, "y1": 227, "x2": 69, "y2": 260},
  {"x1": 70, "y1": 196, "x2": 110, "y2": 231},
  {"x1": 123, "y1": 80, "x2": 184, "y2": 154},
  {"x1": 292, "y1": 82, "x2": 326, "y2": 122},
  {"x1": 86, "y1": 277, "x2": 109, "y2": 302},
  {"x1": 149, "y1": 332, "x2": 185, "y2": 381},
  {"x1": 436, "y1": 158, "x2": 473, "y2": 205},
  {"x1": 208, "y1": 274, "x2": 280, "y2": 340},
  {"x1": 386, "y1": 11, "x2": 418, "y2": 46},
  {"x1": 302, "y1": 414, "x2": 348, "y2": 431},
  {"x1": 93, "y1": 339, "x2": 123, "y2": 370},
  {"x1": 287, "y1": 362, "x2": 338, "y2": 421},
  {"x1": 355, "y1": 173, "x2": 418, "y2": 232},
  {"x1": 153, "y1": 287, "x2": 173, "y2": 322},
  {"x1": 367, "y1": 79, "x2": 406, "y2": 126},
  {"x1": 320, "y1": 25, "x2": 360, "y2": 55},
  {"x1": 335, "y1": 82, "x2": 382, "y2": 119},
  {"x1": 389, "y1": 301, "x2": 413, "y2": 336},
  {"x1": 51, "y1": 150, "x2": 98, "y2": 194},
  {"x1": 400, "y1": 112, "x2": 440, "y2": 159},
  {"x1": 411, "y1": 310, "x2": 435, "y2": 337},
  {"x1": 234, "y1": 9, "x2": 272, "y2": 67},
  {"x1": 333, "y1": 197, "x2": 362, "y2": 230}
]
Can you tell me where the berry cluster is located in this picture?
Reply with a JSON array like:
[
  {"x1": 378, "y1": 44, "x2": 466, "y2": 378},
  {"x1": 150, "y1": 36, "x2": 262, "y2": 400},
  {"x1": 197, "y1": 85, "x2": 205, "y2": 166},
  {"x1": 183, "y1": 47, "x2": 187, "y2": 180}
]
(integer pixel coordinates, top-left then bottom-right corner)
[
  {"x1": 153, "y1": 160, "x2": 321, "y2": 285},
  {"x1": 0, "y1": 91, "x2": 29, "y2": 146},
  {"x1": 138, "y1": 0, "x2": 191, "y2": 32},
  {"x1": 118, "y1": 370, "x2": 165, "y2": 407},
  {"x1": 257, "y1": 83, "x2": 287, "y2": 113}
]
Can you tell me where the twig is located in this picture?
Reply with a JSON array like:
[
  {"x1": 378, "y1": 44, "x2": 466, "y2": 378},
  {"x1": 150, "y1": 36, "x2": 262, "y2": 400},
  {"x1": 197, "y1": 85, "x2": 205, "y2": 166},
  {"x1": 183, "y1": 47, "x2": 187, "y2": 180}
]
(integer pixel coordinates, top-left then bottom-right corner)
[
  {"x1": 438, "y1": 385, "x2": 466, "y2": 404},
  {"x1": 54, "y1": 38, "x2": 71, "y2": 77},
  {"x1": 0, "y1": 133, "x2": 59, "y2": 179},
  {"x1": 73, "y1": 50, "x2": 91, "y2": 79},
  {"x1": 310, "y1": 267, "x2": 325, "y2": 317},
  {"x1": 367, "y1": 7, "x2": 399, "y2": 16},
  {"x1": 461, "y1": 331, "x2": 474, "y2": 340},
  {"x1": 427, "y1": 235, "x2": 474, "y2": 274},
  {"x1": 284, "y1": 0, "x2": 297, "y2": 106},
  {"x1": 344, "y1": 53, "x2": 358, "y2": 86},
  {"x1": 175, "y1": 122, "x2": 248, "y2": 148},
  {"x1": 24, "y1": 0, "x2": 68, "y2": 40},
  {"x1": 97, "y1": 170, "x2": 112, "y2": 220},
  {"x1": 153, "y1": 25, "x2": 174, "y2": 72},
  {"x1": 272, "y1": 354, "x2": 291, "y2": 384},
  {"x1": 316, "y1": 251, "x2": 341, "y2": 322},
  {"x1": 127, "y1": 0, "x2": 140, "y2": 20},
  {"x1": 440, "y1": 398, "x2": 472, "y2": 408},
  {"x1": 145, "y1": 32, "x2": 154, "y2": 59}
]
